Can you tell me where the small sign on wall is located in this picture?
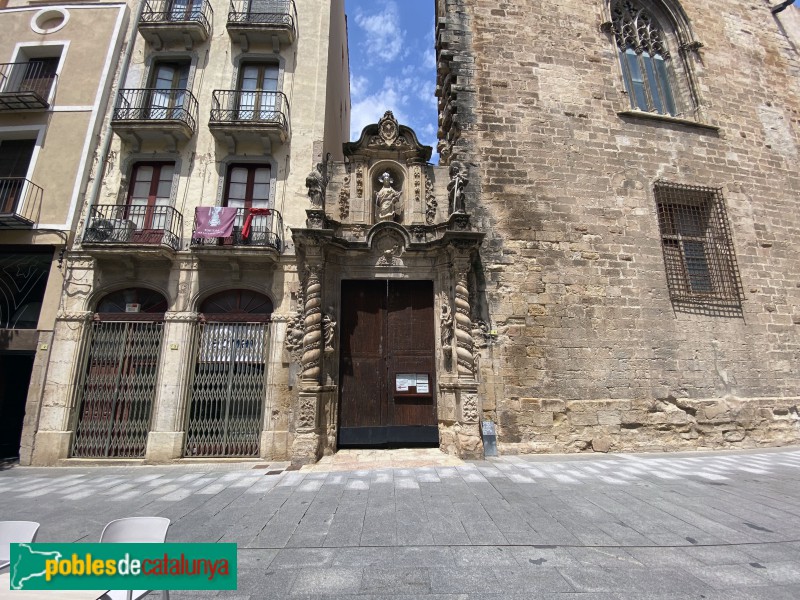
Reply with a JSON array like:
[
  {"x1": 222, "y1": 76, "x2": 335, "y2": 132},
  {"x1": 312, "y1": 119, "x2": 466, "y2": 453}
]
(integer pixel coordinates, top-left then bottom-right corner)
[{"x1": 125, "y1": 303, "x2": 141, "y2": 313}]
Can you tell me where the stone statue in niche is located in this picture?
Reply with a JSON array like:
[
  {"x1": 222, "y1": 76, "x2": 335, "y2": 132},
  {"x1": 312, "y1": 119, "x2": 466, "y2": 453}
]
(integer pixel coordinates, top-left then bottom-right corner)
[
  {"x1": 375, "y1": 171, "x2": 402, "y2": 222},
  {"x1": 305, "y1": 162, "x2": 326, "y2": 209},
  {"x1": 448, "y1": 161, "x2": 469, "y2": 214}
]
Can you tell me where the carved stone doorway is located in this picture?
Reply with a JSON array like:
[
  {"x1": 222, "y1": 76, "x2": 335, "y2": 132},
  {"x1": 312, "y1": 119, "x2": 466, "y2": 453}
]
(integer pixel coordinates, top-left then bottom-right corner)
[{"x1": 338, "y1": 279, "x2": 438, "y2": 447}]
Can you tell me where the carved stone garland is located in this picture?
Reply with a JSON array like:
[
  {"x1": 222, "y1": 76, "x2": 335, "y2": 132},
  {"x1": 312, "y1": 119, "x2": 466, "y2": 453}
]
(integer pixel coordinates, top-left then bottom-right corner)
[
  {"x1": 454, "y1": 267, "x2": 475, "y2": 378},
  {"x1": 301, "y1": 266, "x2": 323, "y2": 382},
  {"x1": 284, "y1": 289, "x2": 305, "y2": 363},
  {"x1": 425, "y1": 175, "x2": 437, "y2": 225},
  {"x1": 339, "y1": 167, "x2": 351, "y2": 221}
]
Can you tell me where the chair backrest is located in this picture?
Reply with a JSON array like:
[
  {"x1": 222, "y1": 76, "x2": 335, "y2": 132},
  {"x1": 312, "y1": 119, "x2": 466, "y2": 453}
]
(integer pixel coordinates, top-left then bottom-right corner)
[
  {"x1": 0, "y1": 521, "x2": 40, "y2": 562},
  {"x1": 100, "y1": 517, "x2": 170, "y2": 544}
]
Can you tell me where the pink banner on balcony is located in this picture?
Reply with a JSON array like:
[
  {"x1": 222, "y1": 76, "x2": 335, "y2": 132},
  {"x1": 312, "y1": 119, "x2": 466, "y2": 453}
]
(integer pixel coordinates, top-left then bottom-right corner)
[{"x1": 194, "y1": 206, "x2": 237, "y2": 238}]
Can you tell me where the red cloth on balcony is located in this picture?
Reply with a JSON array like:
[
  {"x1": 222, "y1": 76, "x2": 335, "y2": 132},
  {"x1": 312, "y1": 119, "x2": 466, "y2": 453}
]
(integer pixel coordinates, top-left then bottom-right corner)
[{"x1": 242, "y1": 207, "x2": 272, "y2": 239}]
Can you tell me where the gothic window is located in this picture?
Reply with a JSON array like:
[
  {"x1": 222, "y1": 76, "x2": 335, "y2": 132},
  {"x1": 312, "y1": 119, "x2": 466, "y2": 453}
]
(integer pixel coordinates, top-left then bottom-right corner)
[
  {"x1": 654, "y1": 182, "x2": 742, "y2": 306},
  {"x1": 611, "y1": 0, "x2": 681, "y2": 116}
]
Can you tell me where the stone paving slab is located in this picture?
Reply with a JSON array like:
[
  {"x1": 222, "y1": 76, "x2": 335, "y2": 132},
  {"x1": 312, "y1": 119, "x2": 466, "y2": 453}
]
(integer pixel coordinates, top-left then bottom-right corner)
[{"x1": 2, "y1": 447, "x2": 800, "y2": 599}]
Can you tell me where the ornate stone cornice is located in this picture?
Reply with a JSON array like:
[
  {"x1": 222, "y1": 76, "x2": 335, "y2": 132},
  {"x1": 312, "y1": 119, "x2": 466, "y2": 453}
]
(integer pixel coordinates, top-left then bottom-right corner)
[{"x1": 163, "y1": 311, "x2": 199, "y2": 323}]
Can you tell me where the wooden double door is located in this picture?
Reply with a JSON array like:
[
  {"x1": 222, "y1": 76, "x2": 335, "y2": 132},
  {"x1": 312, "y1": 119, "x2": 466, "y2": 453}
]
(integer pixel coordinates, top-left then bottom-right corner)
[{"x1": 338, "y1": 280, "x2": 438, "y2": 447}]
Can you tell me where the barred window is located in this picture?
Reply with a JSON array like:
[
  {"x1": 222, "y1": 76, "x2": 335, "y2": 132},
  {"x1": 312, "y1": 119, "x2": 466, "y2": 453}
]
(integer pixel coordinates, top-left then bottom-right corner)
[
  {"x1": 654, "y1": 182, "x2": 743, "y2": 306},
  {"x1": 611, "y1": 0, "x2": 679, "y2": 116}
]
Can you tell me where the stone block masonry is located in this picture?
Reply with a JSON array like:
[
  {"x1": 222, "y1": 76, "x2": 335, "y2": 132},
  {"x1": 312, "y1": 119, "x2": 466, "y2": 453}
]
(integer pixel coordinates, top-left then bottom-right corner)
[{"x1": 437, "y1": 0, "x2": 800, "y2": 454}]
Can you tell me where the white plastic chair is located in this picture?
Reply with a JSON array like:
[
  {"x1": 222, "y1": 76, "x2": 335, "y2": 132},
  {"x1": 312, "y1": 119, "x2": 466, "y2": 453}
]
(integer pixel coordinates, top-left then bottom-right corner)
[
  {"x1": 0, "y1": 521, "x2": 40, "y2": 572},
  {"x1": 97, "y1": 517, "x2": 170, "y2": 600}
]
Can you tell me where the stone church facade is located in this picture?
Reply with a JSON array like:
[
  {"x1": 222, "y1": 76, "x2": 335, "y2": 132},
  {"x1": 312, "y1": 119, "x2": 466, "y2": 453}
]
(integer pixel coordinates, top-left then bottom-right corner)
[{"x1": 434, "y1": 0, "x2": 800, "y2": 454}]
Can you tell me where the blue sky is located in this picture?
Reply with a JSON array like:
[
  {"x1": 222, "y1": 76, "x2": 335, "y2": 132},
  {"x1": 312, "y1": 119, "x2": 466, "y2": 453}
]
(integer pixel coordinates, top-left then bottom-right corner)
[{"x1": 344, "y1": 0, "x2": 438, "y2": 162}]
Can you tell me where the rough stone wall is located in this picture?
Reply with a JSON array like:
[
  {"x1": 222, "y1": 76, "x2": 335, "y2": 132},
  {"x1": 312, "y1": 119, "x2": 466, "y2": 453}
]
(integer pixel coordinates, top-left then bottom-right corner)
[{"x1": 438, "y1": 0, "x2": 800, "y2": 453}]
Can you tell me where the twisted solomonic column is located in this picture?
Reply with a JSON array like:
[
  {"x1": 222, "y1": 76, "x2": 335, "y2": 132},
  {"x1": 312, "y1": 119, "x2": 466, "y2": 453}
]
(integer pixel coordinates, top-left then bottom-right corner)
[
  {"x1": 301, "y1": 265, "x2": 323, "y2": 383},
  {"x1": 454, "y1": 267, "x2": 475, "y2": 379}
]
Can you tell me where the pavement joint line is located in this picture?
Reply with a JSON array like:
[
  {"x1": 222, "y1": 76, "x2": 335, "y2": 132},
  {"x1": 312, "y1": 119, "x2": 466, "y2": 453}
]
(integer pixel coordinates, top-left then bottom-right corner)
[{"x1": 234, "y1": 538, "x2": 800, "y2": 550}]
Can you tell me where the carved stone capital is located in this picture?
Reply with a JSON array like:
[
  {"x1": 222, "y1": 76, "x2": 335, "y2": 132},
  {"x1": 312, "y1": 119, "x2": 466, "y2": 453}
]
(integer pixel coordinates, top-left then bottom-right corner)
[{"x1": 57, "y1": 310, "x2": 93, "y2": 323}]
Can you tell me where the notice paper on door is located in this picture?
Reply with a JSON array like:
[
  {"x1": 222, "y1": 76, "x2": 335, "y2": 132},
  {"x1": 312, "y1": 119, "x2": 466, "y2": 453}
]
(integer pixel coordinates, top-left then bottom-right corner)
[
  {"x1": 396, "y1": 374, "x2": 415, "y2": 392},
  {"x1": 396, "y1": 373, "x2": 430, "y2": 393}
]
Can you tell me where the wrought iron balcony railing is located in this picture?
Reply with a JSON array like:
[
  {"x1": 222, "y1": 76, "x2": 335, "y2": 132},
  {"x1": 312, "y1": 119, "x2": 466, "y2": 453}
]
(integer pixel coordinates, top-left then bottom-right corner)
[
  {"x1": 83, "y1": 204, "x2": 183, "y2": 251},
  {"x1": 112, "y1": 87, "x2": 198, "y2": 133},
  {"x1": 227, "y1": 0, "x2": 296, "y2": 35},
  {"x1": 0, "y1": 178, "x2": 43, "y2": 227},
  {"x1": 191, "y1": 207, "x2": 283, "y2": 251},
  {"x1": 0, "y1": 61, "x2": 58, "y2": 111},
  {"x1": 141, "y1": 0, "x2": 213, "y2": 34},
  {"x1": 210, "y1": 90, "x2": 289, "y2": 131}
]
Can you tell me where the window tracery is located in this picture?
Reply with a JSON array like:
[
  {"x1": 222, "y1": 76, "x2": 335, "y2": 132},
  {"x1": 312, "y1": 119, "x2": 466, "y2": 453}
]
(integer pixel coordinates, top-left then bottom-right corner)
[{"x1": 610, "y1": 0, "x2": 679, "y2": 116}]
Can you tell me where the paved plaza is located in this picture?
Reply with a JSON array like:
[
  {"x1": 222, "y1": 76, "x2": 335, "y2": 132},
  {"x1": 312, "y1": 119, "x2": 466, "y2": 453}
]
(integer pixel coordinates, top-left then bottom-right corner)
[{"x1": 2, "y1": 447, "x2": 800, "y2": 599}]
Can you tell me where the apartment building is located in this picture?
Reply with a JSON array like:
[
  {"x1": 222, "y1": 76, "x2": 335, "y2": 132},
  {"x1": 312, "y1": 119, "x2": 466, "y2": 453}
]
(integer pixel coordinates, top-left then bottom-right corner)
[
  {"x1": 0, "y1": 1, "x2": 128, "y2": 462},
  {"x1": 25, "y1": 0, "x2": 350, "y2": 465}
]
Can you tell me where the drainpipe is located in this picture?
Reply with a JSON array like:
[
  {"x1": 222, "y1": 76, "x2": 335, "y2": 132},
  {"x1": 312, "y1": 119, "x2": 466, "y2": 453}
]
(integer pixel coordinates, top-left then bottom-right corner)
[{"x1": 772, "y1": 0, "x2": 795, "y2": 14}]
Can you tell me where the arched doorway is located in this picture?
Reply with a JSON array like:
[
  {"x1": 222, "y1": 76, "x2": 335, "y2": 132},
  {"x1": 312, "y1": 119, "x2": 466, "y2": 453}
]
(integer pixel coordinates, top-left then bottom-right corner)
[
  {"x1": 184, "y1": 289, "x2": 272, "y2": 457},
  {"x1": 71, "y1": 288, "x2": 167, "y2": 458}
]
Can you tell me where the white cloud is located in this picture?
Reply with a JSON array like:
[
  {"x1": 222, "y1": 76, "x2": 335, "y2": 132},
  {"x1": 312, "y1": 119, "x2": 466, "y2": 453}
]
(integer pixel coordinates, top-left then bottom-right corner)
[
  {"x1": 354, "y1": 1, "x2": 407, "y2": 63},
  {"x1": 350, "y1": 78, "x2": 410, "y2": 141},
  {"x1": 421, "y1": 47, "x2": 436, "y2": 70},
  {"x1": 349, "y1": 75, "x2": 438, "y2": 156},
  {"x1": 350, "y1": 74, "x2": 370, "y2": 99}
]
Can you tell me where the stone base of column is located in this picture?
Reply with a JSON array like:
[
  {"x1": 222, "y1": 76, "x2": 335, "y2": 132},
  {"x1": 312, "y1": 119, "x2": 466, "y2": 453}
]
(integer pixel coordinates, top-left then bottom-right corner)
[
  {"x1": 261, "y1": 430, "x2": 290, "y2": 461},
  {"x1": 30, "y1": 431, "x2": 72, "y2": 466},
  {"x1": 290, "y1": 431, "x2": 321, "y2": 466},
  {"x1": 438, "y1": 381, "x2": 484, "y2": 460},
  {"x1": 145, "y1": 432, "x2": 184, "y2": 463},
  {"x1": 290, "y1": 385, "x2": 337, "y2": 465}
]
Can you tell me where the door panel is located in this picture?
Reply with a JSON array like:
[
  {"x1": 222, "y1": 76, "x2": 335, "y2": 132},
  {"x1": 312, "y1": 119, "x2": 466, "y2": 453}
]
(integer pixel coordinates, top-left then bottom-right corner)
[
  {"x1": 338, "y1": 280, "x2": 436, "y2": 447},
  {"x1": 339, "y1": 280, "x2": 385, "y2": 429}
]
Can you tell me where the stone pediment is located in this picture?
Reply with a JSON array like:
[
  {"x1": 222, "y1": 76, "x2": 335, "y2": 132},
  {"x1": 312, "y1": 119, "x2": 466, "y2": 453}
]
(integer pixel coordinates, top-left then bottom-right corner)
[{"x1": 344, "y1": 111, "x2": 432, "y2": 163}]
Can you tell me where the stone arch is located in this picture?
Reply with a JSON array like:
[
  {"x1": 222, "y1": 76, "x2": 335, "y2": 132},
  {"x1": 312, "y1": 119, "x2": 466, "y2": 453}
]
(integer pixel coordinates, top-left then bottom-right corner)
[
  {"x1": 197, "y1": 288, "x2": 274, "y2": 320},
  {"x1": 92, "y1": 286, "x2": 169, "y2": 315}
]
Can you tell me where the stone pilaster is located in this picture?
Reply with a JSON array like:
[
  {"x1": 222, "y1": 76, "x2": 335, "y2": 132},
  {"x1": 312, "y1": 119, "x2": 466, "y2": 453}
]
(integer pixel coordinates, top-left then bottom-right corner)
[
  {"x1": 30, "y1": 310, "x2": 93, "y2": 466},
  {"x1": 145, "y1": 311, "x2": 198, "y2": 463}
]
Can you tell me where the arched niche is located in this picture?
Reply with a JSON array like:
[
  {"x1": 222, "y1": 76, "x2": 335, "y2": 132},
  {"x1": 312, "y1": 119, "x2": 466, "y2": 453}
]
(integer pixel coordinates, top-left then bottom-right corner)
[{"x1": 369, "y1": 161, "x2": 406, "y2": 224}]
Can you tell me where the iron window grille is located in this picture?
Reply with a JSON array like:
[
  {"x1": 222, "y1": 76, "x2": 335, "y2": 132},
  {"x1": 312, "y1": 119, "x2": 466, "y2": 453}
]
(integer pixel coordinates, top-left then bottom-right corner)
[{"x1": 654, "y1": 181, "x2": 743, "y2": 308}]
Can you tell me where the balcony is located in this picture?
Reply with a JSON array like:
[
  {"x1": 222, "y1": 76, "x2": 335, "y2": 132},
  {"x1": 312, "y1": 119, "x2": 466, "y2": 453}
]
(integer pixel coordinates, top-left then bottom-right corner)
[
  {"x1": 209, "y1": 90, "x2": 289, "y2": 152},
  {"x1": 191, "y1": 207, "x2": 283, "y2": 264},
  {"x1": 0, "y1": 62, "x2": 57, "y2": 111},
  {"x1": 82, "y1": 204, "x2": 183, "y2": 259},
  {"x1": 227, "y1": 0, "x2": 297, "y2": 51},
  {"x1": 111, "y1": 88, "x2": 198, "y2": 150},
  {"x1": 0, "y1": 178, "x2": 43, "y2": 228},
  {"x1": 139, "y1": 0, "x2": 213, "y2": 49}
]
